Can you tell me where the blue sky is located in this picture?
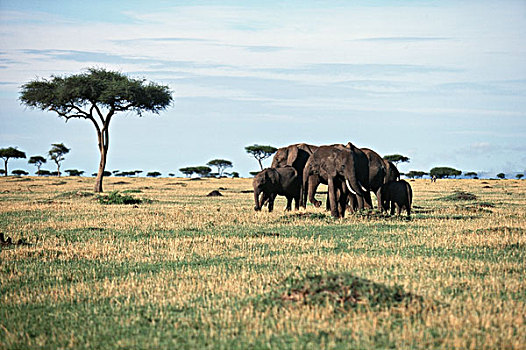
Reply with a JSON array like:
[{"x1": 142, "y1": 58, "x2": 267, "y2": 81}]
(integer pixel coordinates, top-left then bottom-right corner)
[{"x1": 1, "y1": 0, "x2": 525, "y2": 177}]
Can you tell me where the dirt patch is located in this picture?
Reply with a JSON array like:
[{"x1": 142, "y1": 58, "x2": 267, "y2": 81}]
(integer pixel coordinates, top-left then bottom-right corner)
[
  {"x1": 275, "y1": 272, "x2": 428, "y2": 312},
  {"x1": 207, "y1": 190, "x2": 223, "y2": 197},
  {"x1": 441, "y1": 191, "x2": 477, "y2": 201},
  {"x1": 111, "y1": 181, "x2": 130, "y2": 185}
]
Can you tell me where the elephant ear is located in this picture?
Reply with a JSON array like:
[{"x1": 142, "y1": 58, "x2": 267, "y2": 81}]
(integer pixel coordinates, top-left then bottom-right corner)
[{"x1": 286, "y1": 146, "x2": 299, "y2": 166}]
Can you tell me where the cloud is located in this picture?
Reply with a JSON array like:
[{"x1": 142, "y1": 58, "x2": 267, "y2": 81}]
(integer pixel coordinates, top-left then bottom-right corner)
[{"x1": 353, "y1": 37, "x2": 451, "y2": 42}]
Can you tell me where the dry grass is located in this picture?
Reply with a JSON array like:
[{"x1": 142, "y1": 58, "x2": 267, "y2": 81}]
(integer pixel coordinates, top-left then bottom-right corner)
[{"x1": 0, "y1": 176, "x2": 525, "y2": 349}]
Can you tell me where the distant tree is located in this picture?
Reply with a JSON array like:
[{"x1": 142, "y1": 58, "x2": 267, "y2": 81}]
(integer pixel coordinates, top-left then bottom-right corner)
[
  {"x1": 36, "y1": 169, "x2": 51, "y2": 176},
  {"x1": 92, "y1": 171, "x2": 112, "y2": 177},
  {"x1": 48, "y1": 143, "x2": 70, "y2": 177},
  {"x1": 50, "y1": 171, "x2": 59, "y2": 176},
  {"x1": 65, "y1": 169, "x2": 84, "y2": 176},
  {"x1": 249, "y1": 171, "x2": 261, "y2": 177},
  {"x1": 245, "y1": 145, "x2": 277, "y2": 170},
  {"x1": 0, "y1": 170, "x2": 4, "y2": 175},
  {"x1": 20, "y1": 68, "x2": 173, "y2": 193},
  {"x1": 206, "y1": 159, "x2": 233, "y2": 177},
  {"x1": 112, "y1": 170, "x2": 120, "y2": 174},
  {"x1": 179, "y1": 167, "x2": 195, "y2": 177},
  {"x1": 168, "y1": 173, "x2": 175, "y2": 177},
  {"x1": 406, "y1": 171, "x2": 428, "y2": 179},
  {"x1": 12, "y1": 169, "x2": 29, "y2": 176},
  {"x1": 231, "y1": 172, "x2": 240, "y2": 178},
  {"x1": 517, "y1": 174, "x2": 524, "y2": 180},
  {"x1": 464, "y1": 172, "x2": 478, "y2": 178},
  {"x1": 28, "y1": 155, "x2": 47, "y2": 173},
  {"x1": 0, "y1": 147, "x2": 26, "y2": 177},
  {"x1": 496, "y1": 173, "x2": 506, "y2": 179},
  {"x1": 134, "y1": 170, "x2": 143, "y2": 176},
  {"x1": 383, "y1": 154, "x2": 410, "y2": 166},
  {"x1": 195, "y1": 166, "x2": 212, "y2": 177},
  {"x1": 147, "y1": 171, "x2": 161, "y2": 177},
  {"x1": 430, "y1": 167, "x2": 462, "y2": 179}
]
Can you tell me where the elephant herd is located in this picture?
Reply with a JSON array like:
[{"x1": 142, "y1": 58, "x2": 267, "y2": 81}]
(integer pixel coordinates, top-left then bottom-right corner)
[{"x1": 252, "y1": 143, "x2": 412, "y2": 218}]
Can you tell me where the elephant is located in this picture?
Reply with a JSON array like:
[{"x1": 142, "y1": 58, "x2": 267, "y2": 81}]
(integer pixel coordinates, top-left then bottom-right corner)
[
  {"x1": 383, "y1": 160, "x2": 400, "y2": 184},
  {"x1": 380, "y1": 180, "x2": 413, "y2": 218},
  {"x1": 253, "y1": 166, "x2": 301, "y2": 212},
  {"x1": 302, "y1": 144, "x2": 369, "y2": 218},
  {"x1": 360, "y1": 148, "x2": 387, "y2": 209}
]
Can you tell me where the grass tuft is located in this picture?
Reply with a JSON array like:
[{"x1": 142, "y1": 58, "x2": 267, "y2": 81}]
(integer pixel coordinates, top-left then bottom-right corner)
[{"x1": 97, "y1": 191, "x2": 143, "y2": 205}]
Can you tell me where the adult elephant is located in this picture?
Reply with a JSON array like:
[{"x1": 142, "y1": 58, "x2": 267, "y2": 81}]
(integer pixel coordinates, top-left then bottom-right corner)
[
  {"x1": 360, "y1": 148, "x2": 387, "y2": 209},
  {"x1": 271, "y1": 143, "x2": 318, "y2": 206},
  {"x1": 303, "y1": 144, "x2": 369, "y2": 218},
  {"x1": 271, "y1": 143, "x2": 318, "y2": 173}
]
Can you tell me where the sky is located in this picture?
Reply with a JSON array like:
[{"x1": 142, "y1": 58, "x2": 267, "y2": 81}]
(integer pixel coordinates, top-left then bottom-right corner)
[{"x1": 1, "y1": 0, "x2": 525, "y2": 178}]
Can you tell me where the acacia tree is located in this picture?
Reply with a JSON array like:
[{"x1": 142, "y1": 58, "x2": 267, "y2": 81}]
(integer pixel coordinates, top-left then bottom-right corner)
[
  {"x1": 245, "y1": 144, "x2": 277, "y2": 170},
  {"x1": 0, "y1": 147, "x2": 26, "y2": 177},
  {"x1": 20, "y1": 68, "x2": 172, "y2": 192},
  {"x1": 28, "y1": 155, "x2": 47, "y2": 173},
  {"x1": 517, "y1": 174, "x2": 524, "y2": 180},
  {"x1": 383, "y1": 154, "x2": 410, "y2": 166},
  {"x1": 48, "y1": 143, "x2": 70, "y2": 177},
  {"x1": 207, "y1": 159, "x2": 233, "y2": 177},
  {"x1": 429, "y1": 167, "x2": 462, "y2": 179}
]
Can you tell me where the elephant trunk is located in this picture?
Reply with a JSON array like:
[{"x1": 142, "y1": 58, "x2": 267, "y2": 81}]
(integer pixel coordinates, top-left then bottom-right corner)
[{"x1": 344, "y1": 171, "x2": 365, "y2": 198}]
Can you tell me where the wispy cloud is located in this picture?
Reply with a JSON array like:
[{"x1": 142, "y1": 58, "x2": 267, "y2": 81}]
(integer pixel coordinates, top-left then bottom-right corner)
[{"x1": 353, "y1": 37, "x2": 451, "y2": 43}]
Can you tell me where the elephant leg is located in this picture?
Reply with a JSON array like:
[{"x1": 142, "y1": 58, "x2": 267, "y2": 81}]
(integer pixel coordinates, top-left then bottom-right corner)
[
  {"x1": 268, "y1": 193, "x2": 277, "y2": 212},
  {"x1": 390, "y1": 201, "x2": 395, "y2": 216},
  {"x1": 337, "y1": 183, "x2": 347, "y2": 218},
  {"x1": 397, "y1": 203, "x2": 402, "y2": 216},
  {"x1": 327, "y1": 177, "x2": 340, "y2": 218},
  {"x1": 254, "y1": 190, "x2": 261, "y2": 211},
  {"x1": 294, "y1": 193, "x2": 300, "y2": 210},
  {"x1": 375, "y1": 189, "x2": 382, "y2": 211},
  {"x1": 308, "y1": 175, "x2": 322, "y2": 207},
  {"x1": 285, "y1": 196, "x2": 292, "y2": 211}
]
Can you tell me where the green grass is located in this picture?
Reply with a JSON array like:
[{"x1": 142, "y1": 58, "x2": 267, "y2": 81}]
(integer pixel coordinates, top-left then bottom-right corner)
[{"x1": 1, "y1": 177, "x2": 525, "y2": 349}]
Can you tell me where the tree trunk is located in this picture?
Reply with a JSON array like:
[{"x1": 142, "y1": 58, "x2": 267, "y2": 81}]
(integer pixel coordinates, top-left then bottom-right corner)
[
  {"x1": 3, "y1": 160, "x2": 7, "y2": 176},
  {"x1": 94, "y1": 147, "x2": 107, "y2": 193},
  {"x1": 94, "y1": 128, "x2": 109, "y2": 193}
]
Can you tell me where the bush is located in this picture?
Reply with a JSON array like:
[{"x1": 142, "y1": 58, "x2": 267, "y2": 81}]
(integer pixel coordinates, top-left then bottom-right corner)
[{"x1": 97, "y1": 191, "x2": 143, "y2": 205}]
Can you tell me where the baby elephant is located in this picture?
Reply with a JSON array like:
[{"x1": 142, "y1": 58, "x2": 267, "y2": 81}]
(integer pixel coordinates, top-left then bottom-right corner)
[
  {"x1": 253, "y1": 166, "x2": 301, "y2": 212},
  {"x1": 380, "y1": 180, "x2": 413, "y2": 218}
]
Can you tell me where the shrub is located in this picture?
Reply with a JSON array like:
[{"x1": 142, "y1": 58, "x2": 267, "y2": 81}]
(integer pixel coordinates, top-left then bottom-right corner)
[{"x1": 97, "y1": 191, "x2": 143, "y2": 205}]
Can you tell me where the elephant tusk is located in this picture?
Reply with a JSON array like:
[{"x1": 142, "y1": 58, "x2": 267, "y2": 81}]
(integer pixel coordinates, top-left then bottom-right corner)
[
  {"x1": 359, "y1": 182, "x2": 367, "y2": 193},
  {"x1": 346, "y1": 180, "x2": 357, "y2": 195}
]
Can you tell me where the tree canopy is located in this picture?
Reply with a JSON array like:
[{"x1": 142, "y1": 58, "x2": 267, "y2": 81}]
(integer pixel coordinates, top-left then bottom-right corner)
[
  {"x1": 0, "y1": 147, "x2": 26, "y2": 177},
  {"x1": 48, "y1": 143, "x2": 70, "y2": 177},
  {"x1": 464, "y1": 172, "x2": 478, "y2": 178},
  {"x1": 383, "y1": 154, "x2": 410, "y2": 166},
  {"x1": 429, "y1": 167, "x2": 462, "y2": 179},
  {"x1": 28, "y1": 155, "x2": 47, "y2": 172},
  {"x1": 496, "y1": 173, "x2": 506, "y2": 179},
  {"x1": 147, "y1": 171, "x2": 162, "y2": 177},
  {"x1": 245, "y1": 144, "x2": 277, "y2": 170},
  {"x1": 19, "y1": 67, "x2": 173, "y2": 192},
  {"x1": 405, "y1": 170, "x2": 428, "y2": 179},
  {"x1": 206, "y1": 159, "x2": 233, "y2": 177},
  {"x1": 516, "y1": 174, "x2": 524, "y2": 180}
]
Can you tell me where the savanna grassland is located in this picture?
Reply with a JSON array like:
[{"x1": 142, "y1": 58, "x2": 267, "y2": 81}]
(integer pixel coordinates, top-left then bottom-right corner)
[{"x1": 1, "y1": 176, "x2": 525, "y2": 349}]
